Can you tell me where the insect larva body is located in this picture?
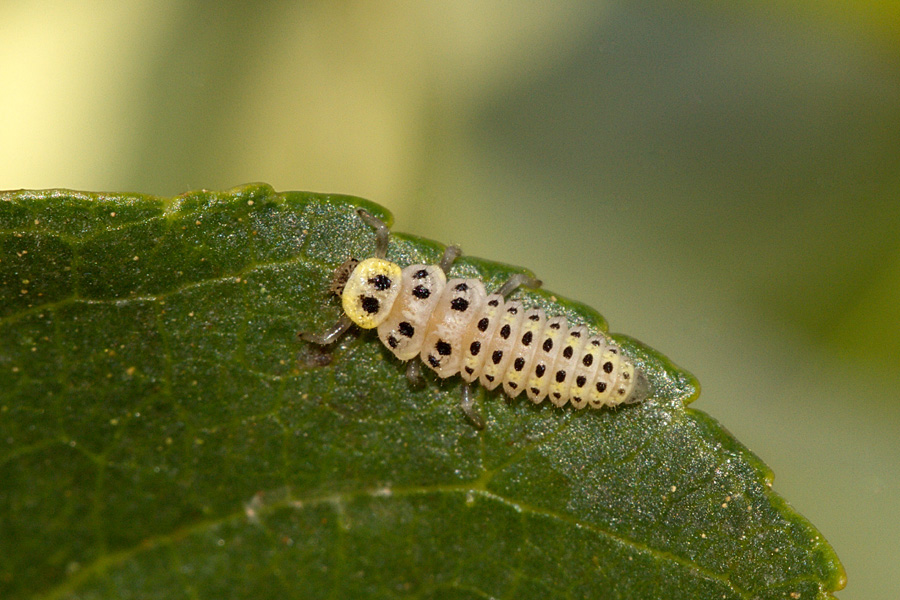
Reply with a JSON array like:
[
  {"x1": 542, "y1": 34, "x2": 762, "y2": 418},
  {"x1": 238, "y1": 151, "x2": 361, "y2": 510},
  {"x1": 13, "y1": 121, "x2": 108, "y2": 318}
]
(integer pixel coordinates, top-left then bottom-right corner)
[{"x1": 305, "y1": 209, "x2": 649, "y2": 426}]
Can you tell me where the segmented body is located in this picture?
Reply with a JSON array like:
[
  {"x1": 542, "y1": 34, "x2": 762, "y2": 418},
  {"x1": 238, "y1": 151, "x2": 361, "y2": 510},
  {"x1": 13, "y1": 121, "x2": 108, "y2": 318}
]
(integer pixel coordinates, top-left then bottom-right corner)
[{"x1": 341, "y1": 257, "x2": 644, "y2": 409}]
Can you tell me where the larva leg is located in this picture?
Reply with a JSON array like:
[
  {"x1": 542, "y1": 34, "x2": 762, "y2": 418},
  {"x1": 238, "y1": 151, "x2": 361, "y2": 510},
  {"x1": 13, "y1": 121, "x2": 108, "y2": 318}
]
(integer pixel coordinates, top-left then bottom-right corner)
[
  {"x1": 438, "y1": 245, "x2": 462, "y2": 274},
  {"x1": 496, "y1": 273, "x2": 542, "y2": 298},
  {"x1": 405, "y1": 359, "x2": 425, "y2": 388},
  {"x1": 300, "y1": 314, "x2": 353, "y2": 345},
  {"x1": 459, "y1": 383, "x2": 485, "y2": 430},
  {"x1": 357, "y1": 208, "x2": 390, "y2": 259}
]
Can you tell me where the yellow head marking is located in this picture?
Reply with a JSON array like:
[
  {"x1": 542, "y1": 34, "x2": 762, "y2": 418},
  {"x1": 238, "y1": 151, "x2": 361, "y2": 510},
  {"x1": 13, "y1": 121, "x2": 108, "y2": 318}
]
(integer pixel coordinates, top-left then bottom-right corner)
[{"x1": 341, "y1": 257, "x2": 402, "y2": 329}]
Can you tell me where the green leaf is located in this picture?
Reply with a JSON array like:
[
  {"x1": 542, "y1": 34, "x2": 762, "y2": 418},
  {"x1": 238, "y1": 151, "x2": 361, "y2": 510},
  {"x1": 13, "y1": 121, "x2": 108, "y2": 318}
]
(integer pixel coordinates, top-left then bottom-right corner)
[{"x1": 1, "y1": 184, "x2": 845, "y2": 599}]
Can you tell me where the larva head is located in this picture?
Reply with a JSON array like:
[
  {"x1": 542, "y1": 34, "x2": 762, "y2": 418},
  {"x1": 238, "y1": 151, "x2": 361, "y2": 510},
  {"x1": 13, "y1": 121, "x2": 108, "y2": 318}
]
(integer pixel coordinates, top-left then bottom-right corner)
[{"x1": 341, "y1": 257, "x2": 403, "y2": 329}]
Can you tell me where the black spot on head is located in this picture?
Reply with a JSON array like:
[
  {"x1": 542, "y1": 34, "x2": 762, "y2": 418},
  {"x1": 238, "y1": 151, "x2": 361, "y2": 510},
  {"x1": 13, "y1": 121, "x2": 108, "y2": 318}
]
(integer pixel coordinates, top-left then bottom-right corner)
[
  {"x1": 542, "y1": 338, "x2": 553, "y2": 352},
  {"x1": 582, "y1": 353, "x2": 593, "y2": 367},
  {"x1": 530, "y1": 387, "x2": 540, "y2": 395},
  {"x1": 514, "y1": 357, "x2": 525, "y2": 371},
  {"x1": 555, "y1": 370, "x2": 566, "y2": 383},
  {"x1": 412, "y1": 285, "x2": 431, "y2": 299},
  {"x1": 603, "y1": 361, "x2": 614, "y2": 374},
  {"x1": 360, "y1": 295, "x2": 380, "y2": 314},
  {"x1": 549, "y1": 322, "x2": 561, "y2": 330},
  {"x1": 451, "y1": 297, "x2": 469, "y2": 311},
  {"x1": 508, "y1": 382, "x2": 518, "y2": 389},
  {"x1": 464, "y1": 366, "x2": 474, "y2": 375},
  {"x1": 436, "y1": 340, "x2": 452, "y2": 356},
  {"x1": 387, "y1": 335, "x2": 398, "y2": 349},
  {"x1": 469, "y1": 341, "x2": 481, "y2": 356},
  {"x1": 477, "y1": 317, "x2": 489, "y2": 332},
  {"x1": 488, "y1": 299, "x2": 499, "y2": 307},
  {"x1": 570, "y1": 330, "x2": 581, "y2": 338},
  {"x1": 521, "y1": 331, "x2": 533, "y2": 346},
  {"x1": 369, "y1": 274, "x2": 392, "y2": 290},
  {"x1": 491, "y1": 350, "x2": 503, "y2": 364},
  {"x1": 398, "y1": 321, "x2": 415, "y2": 337},
  {"x1": 535, "y1": 364, "x2": 546, "y2": 377},
  {"x1": 499, "y1": 324, "x2": 511, "y2": 339},
  {"x1": 428, "y1": 354, "x2": 440, "y2": 368},
  {"x1": 455, "y1": 282, "x2": 469, "y2": 291},
  {"x1": 563, "y1": 346, "x2": 573, "y2": 359},
  {"x1": 507, "y1": 306, "x2": 518, "y2": 314},
  {"x1": 575, "y1": 375, "x2": 586, "y2": 387},
  {"x1": 414, "y1": 269, "x2": 429, "y2": 279},
  {"x1": 529, "y1": 314, "x2": 540, "y2": 321},
  {"x1": 485, "y1": 374, "x2": 495, "y2": 382},
  {"x1": 596, "y1": 381, "x2": 607, "y2": 393}
]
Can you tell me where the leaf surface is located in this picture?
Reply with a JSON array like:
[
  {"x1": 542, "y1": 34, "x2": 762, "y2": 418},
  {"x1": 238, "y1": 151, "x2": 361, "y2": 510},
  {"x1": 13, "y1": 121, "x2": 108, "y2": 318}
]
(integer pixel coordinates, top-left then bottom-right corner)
[{"x1": 0, "y1": 184, "x2": 845, "y2": 599}]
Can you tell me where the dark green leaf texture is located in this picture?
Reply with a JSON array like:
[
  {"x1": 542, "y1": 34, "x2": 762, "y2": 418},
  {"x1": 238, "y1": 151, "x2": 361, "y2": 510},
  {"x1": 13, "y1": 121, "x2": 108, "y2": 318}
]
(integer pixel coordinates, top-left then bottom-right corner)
[{"x1": 1, "y1": 184, "x2": 845, "y2": 599}]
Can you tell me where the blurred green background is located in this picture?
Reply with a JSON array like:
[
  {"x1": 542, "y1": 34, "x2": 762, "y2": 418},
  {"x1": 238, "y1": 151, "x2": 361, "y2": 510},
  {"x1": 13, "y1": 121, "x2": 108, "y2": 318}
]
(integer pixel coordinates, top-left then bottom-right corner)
[{"x1": 1, "y1": 2, "x2": 897, "y2": 598}]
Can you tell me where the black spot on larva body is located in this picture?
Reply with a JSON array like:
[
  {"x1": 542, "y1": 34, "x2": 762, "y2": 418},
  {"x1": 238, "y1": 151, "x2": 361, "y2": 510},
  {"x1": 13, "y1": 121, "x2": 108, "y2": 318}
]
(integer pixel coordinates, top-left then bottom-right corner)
[
  {"x1": 603, "y1": 361, "x2": 614, "y2": 374},
  {"x1": 582, "y1": 354, "x2": 593, "y2": 367},
  {"x1": 491, "y1": 350, "x2": 503, "y2": 364},
  {"x1": 573, "y1": 396, "x2": 582, "y2": 403},
  {"x1": 542, "y1": 338, "x2": 553, "y2": 352},
  {"x1": 591, "y1": 340, "x2": 601, "y2": 347},
  {"x1": 428, "y1": 355, "x2": 440, "y2": 368},
  {"x1": 575, "y1": 376, "x2": 586, "y2": 387},
  {"x1": 360, "y1": 295, "x2": 380, "y2": 314},
  {"x1": 412, "y1": 285, "x2": 430, "y2": 299},
  {"x1": 535, "y1": 364, "x2": 546, "y2": 377},
  {"x1": 610, "y1": 348, "x2": 618, "y2": 354},
  {"x1": 451, "y1": 297, "x2": 469, "y2": 311},
  {"x1": 623, "y1": 372, "x2": 630, "y2": 379},
  {"x1": 414, "y1": 269, "x2": 429, "y2": 279},
  {"x1": 469, "y1": 341, "x2": 481, "y2": 356},
  {"x1": 553, "y1": 392, "x2": 561, "y2": 400},
  {"x1": 555, "y1": 370, "x2": 566, "y2": 383},
  {"x1": 596, "y1": 381, "x2": 607, "y2": 393},
  {"x1": 529, "y1": 314, "x2": 540, "y2": 321},
  {"x1": 507, "y1": 306, "x2": 518, "y2": 314},
  {"x1": 387, "y1": 336, "x2": 398, "y2": 349},
  {"x1": 514, "y1": 357, "x2": 525, "y2": 371},
  {"x1": 464, "y1": 366, "x2": 474, "y2": 375},
  {"x1": 477, "y1": 318, "x2": 489, "y2": 332},
  {"x1": 508, "y1": 382, "x2": 518, "y2": 389},
  {"x1": 521, "y1": 331, "x2": 533, "y2": 346},
  {"x1": 485, "y1": 374, "x2": 495, "y2": 382},
  {"x1": 563, "y1": 346, "x2": 573, "y2": 359},
  {"x1": 549, "y1": 322, "x2": 561, "y2": 330},
  {"x1": 530, "y1": 387, "x2": 540, "y2": 395},
  {"x1": 570, "y1": 331, "x2": 581, "y2": 338},
  {"x1": 500, "y1": 324, "x2": 511, "y2": 339},
  {"x1": 398, "y1": 322, "x2": 414, "y2": 337},
  {"x1": 436, "y1": 340, "x2": 452, "y2": 356},
  {"x1": 455, "y1": 282, "x2": 468, "y2": 291},
  {"x1": 488, "y1": 299, "x2": 499, "y2": 307},
  {"x1": 618, "y1": 388, "x2": 626, "y2": 395},
  {"x1": 369, "y1": 274, "x2": 391, "y2": 290}
]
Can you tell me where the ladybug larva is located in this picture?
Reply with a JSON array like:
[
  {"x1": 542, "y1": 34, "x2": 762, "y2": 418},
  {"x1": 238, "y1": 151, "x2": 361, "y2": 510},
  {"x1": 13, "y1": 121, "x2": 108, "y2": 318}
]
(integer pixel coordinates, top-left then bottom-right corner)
[{"x1": 303, "y1": 209, "x2": 649, "y2": 427}]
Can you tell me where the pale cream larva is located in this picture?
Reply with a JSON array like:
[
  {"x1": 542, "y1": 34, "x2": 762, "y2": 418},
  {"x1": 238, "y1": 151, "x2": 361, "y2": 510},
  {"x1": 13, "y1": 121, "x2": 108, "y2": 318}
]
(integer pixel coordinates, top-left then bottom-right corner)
[{"x1": 303, "y1": 209, "x2": 649, "y2": 428}]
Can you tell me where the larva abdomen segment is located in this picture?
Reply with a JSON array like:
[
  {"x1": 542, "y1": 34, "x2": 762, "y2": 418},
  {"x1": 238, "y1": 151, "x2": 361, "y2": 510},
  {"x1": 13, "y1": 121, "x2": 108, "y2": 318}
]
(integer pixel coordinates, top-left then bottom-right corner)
[{"x1": 502, "y1": 307, "x2": 545, "y2": 398}]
